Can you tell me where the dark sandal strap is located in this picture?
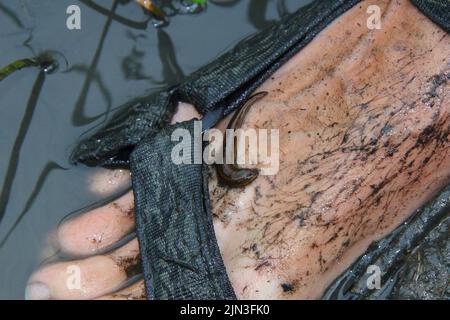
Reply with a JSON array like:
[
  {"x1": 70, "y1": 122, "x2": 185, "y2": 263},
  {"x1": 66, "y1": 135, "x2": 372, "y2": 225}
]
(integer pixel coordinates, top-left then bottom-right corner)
[{"x1": 131, "y1": 120, "x2": 236, "y2": 300}]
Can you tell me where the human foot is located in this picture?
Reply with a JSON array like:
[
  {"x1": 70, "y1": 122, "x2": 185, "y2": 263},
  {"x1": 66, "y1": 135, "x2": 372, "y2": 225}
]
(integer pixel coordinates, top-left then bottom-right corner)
[
  {"x1": 27, "y1": 0, "x2": 449, "y2": 300},
  {"x1": 26, "y1": 102, "x2": 201, "y2": 300}
]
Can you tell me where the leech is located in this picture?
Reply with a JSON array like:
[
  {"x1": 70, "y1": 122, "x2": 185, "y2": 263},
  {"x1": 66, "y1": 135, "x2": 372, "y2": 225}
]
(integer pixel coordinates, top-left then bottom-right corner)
[{"x1": 216, "y1": 91, "x2": 268, "y2": 188}]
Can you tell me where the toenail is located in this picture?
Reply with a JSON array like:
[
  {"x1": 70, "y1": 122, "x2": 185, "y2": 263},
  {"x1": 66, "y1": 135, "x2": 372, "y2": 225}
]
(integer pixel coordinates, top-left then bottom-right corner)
[{"x1": 25, "y1": 282, "x2": 51, "y2": 300}]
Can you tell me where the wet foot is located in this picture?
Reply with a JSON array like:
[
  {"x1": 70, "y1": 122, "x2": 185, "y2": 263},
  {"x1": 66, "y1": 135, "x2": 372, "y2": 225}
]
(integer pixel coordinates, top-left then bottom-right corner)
[{"x1": 27, "y1": 0, "x2": 449, "y2": 300}]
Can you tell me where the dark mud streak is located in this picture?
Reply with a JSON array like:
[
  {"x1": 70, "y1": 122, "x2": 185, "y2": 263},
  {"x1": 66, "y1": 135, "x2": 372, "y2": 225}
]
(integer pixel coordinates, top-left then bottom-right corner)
[
  {"x1": 281, "y1": 282, "x2": 294, "y2": 293},
  {"x1": 114, "y1": 254, "x2": 142, "y2": 278},
  {"x1": 111, "y1": 202, "x2": 135, "y2": 218},
  {"x1": 243, "y1": 65, "x2": 448, "y2": 268},
  {"x1": 111, "y1": 287, "x2": 146, "y2": 300}
]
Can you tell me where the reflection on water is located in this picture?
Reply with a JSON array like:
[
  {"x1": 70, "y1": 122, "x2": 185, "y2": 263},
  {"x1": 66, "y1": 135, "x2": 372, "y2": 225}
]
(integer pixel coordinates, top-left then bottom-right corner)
[
  {"x1": 0, "y1": 0, "x2": 312, "y2": 299},
  {"x1": 0, "y1": 72, "x2": 47, "y2": 227},
  {"x1": 157, "y1": 29, "x2": 185, "y2": 85},
  {"x1": 71, "y1": 0, "x2": 119, "y2": 127},
  {"x1": 78, "y1": 0, "x2": 150, "y2": 29}
]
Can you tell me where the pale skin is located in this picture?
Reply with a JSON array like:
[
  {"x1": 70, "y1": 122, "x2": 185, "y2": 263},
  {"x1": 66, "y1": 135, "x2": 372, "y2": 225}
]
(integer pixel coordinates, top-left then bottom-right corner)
[{"x1": 27, "y1": 0, "x2": 449, "y2": 300}]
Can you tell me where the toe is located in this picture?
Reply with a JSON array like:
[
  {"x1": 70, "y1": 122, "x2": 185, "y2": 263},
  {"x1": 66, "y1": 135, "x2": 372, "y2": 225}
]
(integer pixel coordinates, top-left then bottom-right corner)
[
  {"x1": 27, "y1": 239, "x2": 141, "y2": 300},
  {"x1": 88, "y1": 169, "x2": 131, "y2": 196},
  {"x1": 57, "y1": 191, "x2": 135, "y2": 256}
]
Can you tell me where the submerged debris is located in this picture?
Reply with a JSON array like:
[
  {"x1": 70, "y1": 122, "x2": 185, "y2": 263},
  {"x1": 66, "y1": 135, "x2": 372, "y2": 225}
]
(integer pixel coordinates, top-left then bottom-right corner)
[
  {"x1": 135, "y1": 0, "x2": 207, "y2": 28},
  {"x1": 135, "y1": 0, "x2": 166, "y2": 20},
  {"x1": 0, "y1": 52, "x2": 65, "y2": 82}
]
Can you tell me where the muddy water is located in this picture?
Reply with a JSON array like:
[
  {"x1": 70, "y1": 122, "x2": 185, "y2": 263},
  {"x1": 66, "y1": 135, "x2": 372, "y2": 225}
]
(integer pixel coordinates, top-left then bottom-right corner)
[{"x1": 0, "y1": 0, "x2": 313, "y2": 299}]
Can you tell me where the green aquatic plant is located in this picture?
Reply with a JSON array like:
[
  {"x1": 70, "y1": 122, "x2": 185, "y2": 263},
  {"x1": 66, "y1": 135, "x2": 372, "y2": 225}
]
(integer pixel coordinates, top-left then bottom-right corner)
[{"x1": 0, "y1": 53, "x2": 55, "y2": 82}]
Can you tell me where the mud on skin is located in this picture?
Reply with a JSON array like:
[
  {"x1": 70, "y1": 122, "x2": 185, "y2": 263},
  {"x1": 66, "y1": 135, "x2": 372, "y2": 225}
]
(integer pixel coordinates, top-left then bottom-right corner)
[{"x1": 210, "y1": 0, "x2": 450, "y2": 299}]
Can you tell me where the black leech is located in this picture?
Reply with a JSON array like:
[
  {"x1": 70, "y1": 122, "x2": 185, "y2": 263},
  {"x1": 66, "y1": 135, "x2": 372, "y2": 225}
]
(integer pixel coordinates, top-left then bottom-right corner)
[{"x1": 216, "y1": 92, "x2": 268, "y2": 188}]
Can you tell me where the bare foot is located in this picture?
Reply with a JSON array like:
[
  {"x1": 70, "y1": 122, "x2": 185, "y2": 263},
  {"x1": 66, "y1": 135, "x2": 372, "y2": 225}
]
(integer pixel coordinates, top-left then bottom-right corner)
[{"x1": 27, "y1": 0, "x2": 449, "y2": 300}]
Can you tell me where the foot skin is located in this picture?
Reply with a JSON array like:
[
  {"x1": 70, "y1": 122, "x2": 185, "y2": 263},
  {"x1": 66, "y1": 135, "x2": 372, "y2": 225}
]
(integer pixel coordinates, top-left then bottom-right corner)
[{"x1": 27, "y1": 0, "x2": 449, "y2": 300}]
